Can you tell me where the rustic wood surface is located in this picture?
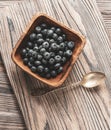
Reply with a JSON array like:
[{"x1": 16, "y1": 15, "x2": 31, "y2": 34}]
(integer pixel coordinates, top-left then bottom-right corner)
[{"x1": 0, "y1": 0, "x2": 110, "y2": 130}]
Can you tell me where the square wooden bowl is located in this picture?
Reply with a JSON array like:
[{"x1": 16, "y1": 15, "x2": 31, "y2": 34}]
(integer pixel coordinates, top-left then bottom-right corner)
[{"x1": 11, "y1": 13, "x2": 86, "y2": 88}]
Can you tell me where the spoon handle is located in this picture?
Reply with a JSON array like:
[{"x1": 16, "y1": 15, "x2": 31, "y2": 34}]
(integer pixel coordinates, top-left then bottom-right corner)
[{"x1": 33, "y1": 81, "x2": 81, "y2": 97}]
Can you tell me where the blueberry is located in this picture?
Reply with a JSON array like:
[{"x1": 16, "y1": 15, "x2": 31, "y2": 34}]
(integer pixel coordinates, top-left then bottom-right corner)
[
  {"x1": 46, "y1": 73, "x2": 51, "y2": 79},
  {"x1": 31, "y1": 66, "x2": 37, "y2": 73},
  {"x1": 43, "y1": 52, "x2": 50, "y2": 59},
  {"x1": 26, "y1": 47, "x2": 30, "y2": 51},
  {"x1": 61, "y1": 57, "x2": 67, "y2": 64},
  {"x1": 54, "y1": 63, "x2": 61, "y2": 69},
  {"x1": 39, "y1": 45, "x2": 43, "y2": 50},
  {"x1": 55, "y1": 55, "x2": 61, "y2": 62},
  {"x1": 29, "y1": 57, "x2": 34, "y2": 63},
  {"x1": 27, "y1": 42, "x2": 33, "y2": 49},
  {"x1": 51, "y1": 70, "x2": 57, "y2": 77},
  {"x1": 57, "y1": 66, "x2": 63, "y2": 74},
  {"x1": 46, "y1": 38, "x2": 50, "y2": 42},
  {"x1": 36, "y1": 33, "x2": 43, "y2": 39},
  {"x1": 62, "y1": 34, "x2": 66, "y2": 40},
  {"x1": 47, "y1": 30, "x2": 54, "y2": 37},
  {"x1": 23, "y1": 58, "x2": 28, "y2": 65},
  {"x1": 49, "y1": 58, "x2": 55, "y2": 65},
  {"x1": 52, "y1": 33, "x2": 58, "y2": 40},
  {"x1": 57, "y1": 36, "x2": 63, "y2": 43},
  {"x1": 58, "y1": 51, "x2": 63, "y2": 56},
  {"x1": 30, "y1": 33, "x2": 36, "y2": 41},
  {"x1": 21, "y1": 49, "x2": 27, "y2": 57},
  {"x1": 44, "y1": 67, "x2": 49, "y2": 73},
  {"x1": 27, "y1": 49, "x2": 33, "y2": 57},
  {"x1": 55, "y1": 28, "x2": 61, "y2": 35},
  {"x1": 67, "y1": 41, "x2": 75, "y2": 49},
  {"x1": 34, "y1": 60, "x2": 41, "y2": 66},
  {"x1": 49, "y1": 39, "x2": 55, "y2": 44},
  {"x1": 28, "y1": 62, "x2": 32, "y2": 68},
  {"x1": 32, "y1": 51, "x2": 38, "y2": 58},
  {"x1": 42, "y1": 42, "x2": 49, "y2": 49},
  {"x1": 65, "y1": 46, "x2": 68, "y2": 51},
  {"x1": 35, "y1": 26, "x2": 41, "y2": 33},
  {"x1": 37, "y1": 38, "x2": 44, "y2": 45},
  {"x1": 60, "y1": 42, "x2": 65, "y2": 50},
  {"x1": 41, "y1": 23, "x2": 47, "y2": 28},
  {"x1": 48, "y1": 47, "x2": 52, "y2": 52},
  {"x1": 33, "y1": 46, "x2": 39, "y2": 51},
  {"x1": 50, "y1": 52, "x2": 55, "y2": 57},
  {"x1": 41, "y1": 29, "x2": 48, "y2": 36},
  {"x1": 40, "y1": 48, "x2": 46, "y2": 54},
  {"x1": 37, "y1": 65, "x2": 44, "y2": 73},
  {"x1": 50, "y1": 27, "x2": 56, "y2": 31},
  {"x1": 65, "y1": 50, "x2": 72, "y2": 57},
  {"x1": 51, "y1": 43, "x2": 58, "y2": 51},
  {"x1": 42, "y1": 59, "x2": 47, "y2": 65},
  {"x1": 37, "y1": 54, "x2": 43, "y2": 60}
]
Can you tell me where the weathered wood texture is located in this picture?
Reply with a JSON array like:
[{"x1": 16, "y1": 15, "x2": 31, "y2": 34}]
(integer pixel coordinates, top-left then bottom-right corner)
[{"x1": 0, "y1": 0, "x2": 110, "y2": 130}]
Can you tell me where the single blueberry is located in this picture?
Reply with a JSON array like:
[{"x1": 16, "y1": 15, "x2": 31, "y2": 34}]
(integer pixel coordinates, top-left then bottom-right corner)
[
  {"x1": 23, "y1": 58, "x2": 28, "y2": 65},
  {"x1": 34, "y1": 60, "x2": 41, "y2": 66},
  {"x1": 37, "y1": 38, "x2": 44, "y2": 45},
  {"x1": 51, "y1": 70, "x2": 57, "y2": 77},
  {"x1": 52, "y1": 33, "x2": 58, "y2": 40},
  {"x1": 30, "y1": 33, "x2": 36, "y2": 41},
  {"x1": 57, "y1": 36, "x2": 63, "y2": 43},
  {"x1": 36, "y1": 33, "x2": 43, "y2": 39},
  {"x1": 43, "y1": 52, "x2": 50, "y2": 60},
  {"x1": 67, "y1": 41, "x2": 75, "y2": 49},
  {"x1": 57, "y1": 66, "x2": 63, "y2": 74},
  {"x1": 41, "y1": 29, "x2": 48, "y2": 36},
  {"x1": 49, "y1": 58, "x2": 55, "y2": 65},
  {"x1": 42, "y1": 59, "x2": 47, "y2": 65},
  {"x1": 54, "y1": 63, "x2": 61, "y2": 69},
  {"x1": 55, "y1": 55, "x2": 61, "y2": 62},
  {"x1": 47, "y1": 29, "x2": 54, "y2": 37},
  {"x1": 41, "y1": 23, "x2": 47, "y2": 28},
  {"x1": 55, "y1": 28, "x2": 61, "y2": 35},
  {"x1": 46, "y1": 73, "x2": 51, "y2": 79},
  {"x1": 37, "y1": 65, "x2": 44, "y2": 73},
  {"x1": 27, "y1": 42, "x2": 33, "y2": 49},
  {"x1": 60, "y1": 42, "x2": 65, "y2": 50},
  {"x1": 31, "y1": 66, "x2": 37, "y2": 73},
  {"x1": 35, "y1": 26, "x2": 41, "y2": 33},
  {"x1": 65, "y1": 50, "x2": 72, "y2": 57},
  {"x1": 29, "y1": 57, "x2": 34, "y2": 63},
  {"x1": 37, "y1": 54, "x2": 43, "y2": 60},
  {"x1": 42, "y1": 42, "x2": 49, "y2": 49},
  {"x1": 40, "y1": 48, "x2": 46, "y2": 54},
  {"x1": 50, "y1": 27, "x2": 56, "y2": 31},
  {"x1": 44, "y1": 67, "x2": 49, "y2": 73}
]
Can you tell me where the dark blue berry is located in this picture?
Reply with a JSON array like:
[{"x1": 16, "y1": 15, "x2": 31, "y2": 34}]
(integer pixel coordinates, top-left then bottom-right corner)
[
  {"x1": 37, "y1": 38, "x2": 44, "y2": 45},
  {"x1": 57, "y1": 36, "x2": 63, "y2": 43},
  {"x1": 51, "y1": 70, "x2": 57, "y2": 77},
  {"x1": 27, "y1": 49, "x2": 33, "y2": 57},
  {"x1": 37, "y1": 65, "x2": 44, "y2": 73},
  {"x1": 44, "y1": 67, "x2": 49, "y2": 73},
  {"x1": 51, "y1": 43, "x2": 58, "y2": 51},
  {"x1": 50, "y1": 27, "x2": 56, "y2": 31},
  {"x1": 50, "y1": 52, "x2": 55, "y2": 57},
  {"x1": 54, "y1": 63, "x2": 61, "y2": 69},
  {"x1": 34, "y1": 60, "x2": 41, "y2": 66},
  {"x1": 21, "y1": 49, "x2": 27, "y2": 57},
  {"x1": 61, "y1": 57, "x2": 67, "y2": 64},
  {"x1": 28, "y1": 62, "x2": 32, "y2": 68},
  {"x1": 43, "y1": 52, "x2": 50, "y2": 59},
  {"x1": 55, "y1": 55, "x2": 61, "y2": 62},
  {"x1": 46, "y1": 73, "x2": 51, "y2": 79},
  {"x1": 29, "y1": 57, "x2": 34, "y2": 63},
  {"x1": 55, "y1": 28, "x2": 61, "y2": 35},
  {"x1": 42, "y1": 59, "x2": 47, "y2": 65},
  {"x1": 49, "y1": 58, "x2": 55, "y2": 65},
  {"x1": 37, "y1": 54, "x2": 43, "y2": 60},
  {"x1": 41, "y1": 29, "x2": 48, "y2": 36},
  {"x1": 65, "y1": 50, "x2": 72, "y2": 57},
  {"x1": 52, "y1": 33, "x2": 58, "y2": 40},
  {"x1": 57, "y1": 66, "x2": 63, "y2": 74},
  {"x1": 42, "y1": 42, "x2": 49, "y2": 49},
  {"x1": 27, "y1": 42, "x2": 33, "y2": 49},
  {"x1": 41, "y1": 23, "x2": 47, "y2": 28},
  {"x1": 31, "y1": 66, "x2": 37, "y2": 73},
  {"x1": 36, "y1": 33, "x2": 43, "y2": 39},
  {"x1": 62, "y1": 34, "x2": 66, "y2": 40},
  {"x1": 60, "y1": 42, "x2": 65, "y2": 50},
  {"x1": 30, "y1": 33, "x2": 36, "y2": 41},
  {"x1": 58, "y1": 51, "x2": 63, "y2": 56},
  {"x1": 47, "y1": 30, "x2": 54, "y2": 37},
  {"x1": 67, "y1": 41, "x2": 75, "y2": 49},
  {"x1": 33, "y1": 46, "x2": 39, "y2": 51},
  {"x1": 40, "y1": 48, "x2": 46, "y2": 54},
  {"x1": 49, "y1": 39, "x2": 55, "y2": 44},
  {"x1": 23, "y1": 58, "x2": 28, "y2": 65},
  {"x1": 35, "y1": 26, "x2": 41, "y2": 33},
  {"x1": 32, "y1": 51, "x2": 38, "y2": 58},
  {"x1": 46, "y1": 38, "x2": 50, "y2": 42}
]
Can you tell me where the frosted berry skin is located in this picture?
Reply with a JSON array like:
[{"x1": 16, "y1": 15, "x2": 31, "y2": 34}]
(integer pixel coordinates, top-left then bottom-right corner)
[{"x1": 20, "y1": 23, "x2": 75, "y2": 79}]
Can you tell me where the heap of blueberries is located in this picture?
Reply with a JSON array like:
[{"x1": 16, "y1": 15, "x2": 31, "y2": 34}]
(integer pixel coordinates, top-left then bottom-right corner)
[{"x1": 21, "y1": 23, "x2": 75, "y2": 79}]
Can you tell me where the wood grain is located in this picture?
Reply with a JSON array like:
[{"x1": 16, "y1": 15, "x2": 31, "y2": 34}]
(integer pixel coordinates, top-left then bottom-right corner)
[{"x1": 0, "y1": 0, "x2": 110, "y2": 130}]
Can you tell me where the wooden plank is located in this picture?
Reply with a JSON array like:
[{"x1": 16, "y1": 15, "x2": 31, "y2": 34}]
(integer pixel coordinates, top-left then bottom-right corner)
[{"x1": 0, "y1": 0, "x2": 110, "y2": 130}]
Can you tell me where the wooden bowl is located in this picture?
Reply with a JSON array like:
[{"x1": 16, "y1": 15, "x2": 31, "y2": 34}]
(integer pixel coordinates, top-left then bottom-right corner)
[{"x1": 11, "y1": 13, "x2": 86, "y2": 88}]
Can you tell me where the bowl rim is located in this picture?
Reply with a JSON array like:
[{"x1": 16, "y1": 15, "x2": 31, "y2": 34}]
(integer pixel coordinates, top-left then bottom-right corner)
[{"x1": 11, "y1": 13, "x2": 86, "y2": 87}]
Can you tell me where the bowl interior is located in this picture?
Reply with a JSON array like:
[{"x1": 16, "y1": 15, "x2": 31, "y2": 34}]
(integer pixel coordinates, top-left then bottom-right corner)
[{"x1": 12, "y1": 14, "x2": 85, "y2": 87}]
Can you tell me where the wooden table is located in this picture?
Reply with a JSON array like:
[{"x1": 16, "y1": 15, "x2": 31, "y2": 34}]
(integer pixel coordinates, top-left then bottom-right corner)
[{"x1": 0, "y1": 0, "x2": 110, "y2": 130}]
